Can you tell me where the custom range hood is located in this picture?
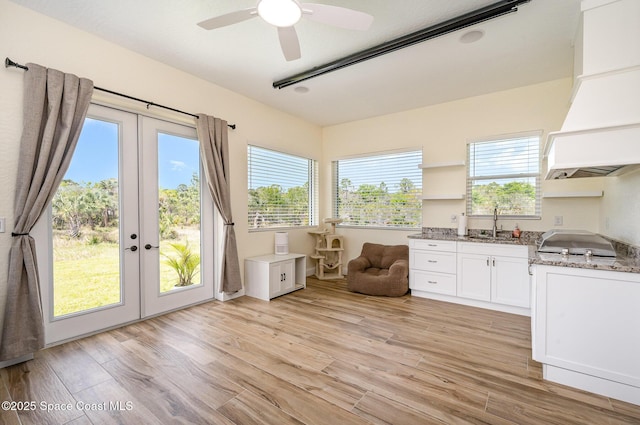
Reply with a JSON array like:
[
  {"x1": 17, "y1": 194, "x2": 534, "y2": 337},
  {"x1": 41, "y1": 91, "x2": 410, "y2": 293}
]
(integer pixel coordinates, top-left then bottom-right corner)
[{"x1": 544, "y1": 0, "x2": 640, "y2": 180}]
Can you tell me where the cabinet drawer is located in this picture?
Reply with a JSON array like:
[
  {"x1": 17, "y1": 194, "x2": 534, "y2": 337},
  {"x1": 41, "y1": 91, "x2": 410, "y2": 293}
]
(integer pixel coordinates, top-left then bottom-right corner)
[
  {"x1": 410, "y1": 239, "x2": 456, "y2": 252},
  {"x1": 411, "y1": 250, "x2": 456, "y2": 273},
  {"x1": 410, "y1": 270, "x2": 456, "y2": 295}
]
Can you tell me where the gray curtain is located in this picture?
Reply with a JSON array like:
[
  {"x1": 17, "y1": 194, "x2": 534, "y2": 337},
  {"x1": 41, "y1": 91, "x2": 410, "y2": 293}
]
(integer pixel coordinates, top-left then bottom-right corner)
[
  {"x1": 0, "y1": 64, "x2": 93, "y2": 362},
  {"x1": 196, "y1": 115, "x2": 242, "y2": 293}
]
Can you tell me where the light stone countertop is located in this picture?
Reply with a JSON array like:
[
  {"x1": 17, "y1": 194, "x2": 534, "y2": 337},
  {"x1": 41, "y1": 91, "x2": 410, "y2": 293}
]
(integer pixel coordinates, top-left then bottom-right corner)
[{"x1": 409, "y1": 228, "x2": 640, "y2": 274}]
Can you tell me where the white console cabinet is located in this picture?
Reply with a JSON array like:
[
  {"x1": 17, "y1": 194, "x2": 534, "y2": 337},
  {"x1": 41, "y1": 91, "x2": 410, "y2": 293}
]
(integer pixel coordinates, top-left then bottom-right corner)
[{"x1": 244, "y1": 253, "x2": 306, "y2": 301}]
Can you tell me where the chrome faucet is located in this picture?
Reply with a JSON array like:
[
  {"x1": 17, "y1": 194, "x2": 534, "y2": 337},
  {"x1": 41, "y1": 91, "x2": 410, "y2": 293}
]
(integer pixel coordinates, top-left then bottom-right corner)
[{"x1": 492, "y1": 207, "x2": 498, "y2": 238}]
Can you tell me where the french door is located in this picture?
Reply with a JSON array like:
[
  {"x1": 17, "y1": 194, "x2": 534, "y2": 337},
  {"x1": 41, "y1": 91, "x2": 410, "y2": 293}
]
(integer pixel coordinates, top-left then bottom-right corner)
[{"x1": 35, "y1": 104, "x2": 214, "y2": 344}]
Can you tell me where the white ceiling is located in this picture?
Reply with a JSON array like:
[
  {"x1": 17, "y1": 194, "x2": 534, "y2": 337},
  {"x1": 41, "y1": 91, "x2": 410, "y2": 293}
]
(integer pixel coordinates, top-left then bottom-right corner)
[{"x1": 9, "y1": 0, "x2": 582, "y2": 126}]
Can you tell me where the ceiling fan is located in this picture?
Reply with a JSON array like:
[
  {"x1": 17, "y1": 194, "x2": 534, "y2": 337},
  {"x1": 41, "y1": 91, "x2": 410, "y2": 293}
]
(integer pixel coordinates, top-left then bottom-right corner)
[{"x1": 197, "y1": 0, "x2": 374, "y2": 61}]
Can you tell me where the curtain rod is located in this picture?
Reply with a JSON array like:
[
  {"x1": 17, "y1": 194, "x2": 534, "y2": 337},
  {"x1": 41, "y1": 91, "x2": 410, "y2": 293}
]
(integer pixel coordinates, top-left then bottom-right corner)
[{"x1": 5, "y1": 57, "x2": 236, "y2": 130}]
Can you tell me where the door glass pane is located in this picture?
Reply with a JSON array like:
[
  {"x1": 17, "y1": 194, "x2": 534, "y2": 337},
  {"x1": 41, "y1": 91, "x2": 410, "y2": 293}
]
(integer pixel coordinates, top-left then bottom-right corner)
[
  {"x1": 52, "y1": 118, "x2": 121, "y2": 317},
  {"x1": 157, "y1": 133, "x2": 201, "y2": 293}
]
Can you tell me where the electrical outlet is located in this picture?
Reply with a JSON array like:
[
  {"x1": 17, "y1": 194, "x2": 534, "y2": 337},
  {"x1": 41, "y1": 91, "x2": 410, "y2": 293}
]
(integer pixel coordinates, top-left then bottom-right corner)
[
  {"x1": 554, "y1": 215, "x2": 563, "y2": 226},
  {"x1": 0, "y1": 217, "x2": 5, "y2": 233},
  {"x1": 450, "y1": 214, "x2": 457, "y2": 223}
]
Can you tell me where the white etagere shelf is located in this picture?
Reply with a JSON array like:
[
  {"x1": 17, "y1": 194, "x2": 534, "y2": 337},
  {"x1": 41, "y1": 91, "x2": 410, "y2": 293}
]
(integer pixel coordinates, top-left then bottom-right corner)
[
  {"x1": 418, "y1": 160, "x2": 465, "y2": 169},
  {"x1": 542, "y1": 191, "x2": 603, "y2": 198}
]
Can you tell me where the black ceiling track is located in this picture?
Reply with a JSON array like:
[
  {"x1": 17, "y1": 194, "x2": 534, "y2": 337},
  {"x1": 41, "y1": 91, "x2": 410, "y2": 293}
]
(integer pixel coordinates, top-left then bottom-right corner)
[{"x1": 273, "y1": 0, "x2": 531, "y2": 89}]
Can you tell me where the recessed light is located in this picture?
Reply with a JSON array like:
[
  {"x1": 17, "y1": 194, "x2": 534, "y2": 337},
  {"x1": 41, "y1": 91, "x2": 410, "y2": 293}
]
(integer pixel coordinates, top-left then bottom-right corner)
[
  {"x1": 459, "y1": 29, "x2": 484, "y2": 44},
  {"x1": 294, "y1": 86, "x2": 309, "y2": 94}
]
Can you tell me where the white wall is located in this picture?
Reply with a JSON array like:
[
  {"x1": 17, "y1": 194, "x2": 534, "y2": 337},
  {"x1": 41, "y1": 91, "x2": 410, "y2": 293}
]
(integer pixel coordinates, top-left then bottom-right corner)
[
  {"x1": 322, "y1": 78, "x2": 607, "y2": 264},
  {"x1": 0, "y1": 0, "x2": 322, "y2": 330},
  {"x1": 601, "y1": 170, "x2": 640, "y2": 246}
]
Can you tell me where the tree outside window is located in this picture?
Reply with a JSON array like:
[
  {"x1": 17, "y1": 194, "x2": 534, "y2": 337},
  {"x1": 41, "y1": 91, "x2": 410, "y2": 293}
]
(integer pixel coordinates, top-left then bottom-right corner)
[
  {"x1": 467, "y1": 133, "x2": 541, "y2": 217},
  {"x1": 333, "y1": 150, "x2": 422, "y2": 228}
]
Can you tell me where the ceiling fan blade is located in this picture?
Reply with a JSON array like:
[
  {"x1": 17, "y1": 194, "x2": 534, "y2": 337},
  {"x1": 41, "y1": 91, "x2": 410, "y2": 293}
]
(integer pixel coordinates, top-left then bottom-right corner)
[
  {"x1": 197, "y1": 8, "x2": 257, "y2": 30},
  {"x1": 277, "y1": 26, "x2": 301, "y2": 61},
  {"x1": 301, "y1": 3, "x2": 373, "y2": 31}
]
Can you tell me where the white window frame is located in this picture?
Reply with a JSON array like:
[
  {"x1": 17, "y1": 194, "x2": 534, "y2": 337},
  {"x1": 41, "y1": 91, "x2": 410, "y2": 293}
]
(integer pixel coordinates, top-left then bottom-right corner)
[
  {"x1": 247, "y1": 144, "x2": 317, "y2": 231},
  {"x1": 466, "y1": 131, "x2": 542, "y2": 219},
  {"x1": 332, "y1": 148, "x2": 423, "y2": 230}
]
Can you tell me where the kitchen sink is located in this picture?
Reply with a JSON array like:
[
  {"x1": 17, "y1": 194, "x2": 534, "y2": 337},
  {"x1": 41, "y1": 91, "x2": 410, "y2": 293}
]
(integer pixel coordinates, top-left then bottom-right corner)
[
  {"x1": 468, "y1": 234, "x2": 509, "y2": 240},
  {"x1": 466, "y1": 234, "x2": 520, "y2": 243}
]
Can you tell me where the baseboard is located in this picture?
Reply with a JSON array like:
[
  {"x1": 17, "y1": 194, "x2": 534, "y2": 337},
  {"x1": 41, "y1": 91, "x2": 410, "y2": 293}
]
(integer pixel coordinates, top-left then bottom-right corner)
[
  {"x1": 0, "y1": 353, "x2": 34, "y2": 369},
  {"x1": 544, "y1": 364, "x2": 640, "y2": 406}
]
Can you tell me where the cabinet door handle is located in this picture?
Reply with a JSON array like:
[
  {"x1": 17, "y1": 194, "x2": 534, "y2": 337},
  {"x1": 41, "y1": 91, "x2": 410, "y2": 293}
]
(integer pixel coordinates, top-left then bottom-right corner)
[
  {"x1": 427, "y1": 280, "x2": 438, "y2": 284},
  {"x1": 428, "y1": 244, "x2": 437, "y2": 247},
  {"x1": 283, "y1": 272, "x2": 286, "y2": 281},
  {"x1": 428, "y1": 260, "x2": 438, "y2": 263},
  {"x1": 280, "y1": 273, "x2": 284, "y2": 282},
  {"x1": 492, "y1": 257, "x2": 496, "y2": 267},
  {"x1": 486, "y1": 257, "x2": 490, "y2": 266}
]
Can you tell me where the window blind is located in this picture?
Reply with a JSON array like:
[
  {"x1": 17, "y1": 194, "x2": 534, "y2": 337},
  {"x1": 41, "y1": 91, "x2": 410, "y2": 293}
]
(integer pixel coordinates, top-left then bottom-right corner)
[
  {"x1": 333, "y1": 150, "x2": 422, "y2": 228},
  {"x1": 248, "y1": 145, "x2": 316, "y2": 229},
  {"x1": 466, "y1": 134, "x2": 541, "y2": 217}
]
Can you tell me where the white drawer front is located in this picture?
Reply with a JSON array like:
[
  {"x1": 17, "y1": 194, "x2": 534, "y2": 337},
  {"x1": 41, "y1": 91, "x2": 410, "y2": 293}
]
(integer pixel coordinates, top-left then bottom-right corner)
[
  {"x1": 410, "y1": 270, "x2": 456, "y2": 295},
  {"x1": 410, "y1": 239, "x2": 456, "y2": 252},
  {"x1": 411, "y1": 250, "x2": 456, "y2": 274}
]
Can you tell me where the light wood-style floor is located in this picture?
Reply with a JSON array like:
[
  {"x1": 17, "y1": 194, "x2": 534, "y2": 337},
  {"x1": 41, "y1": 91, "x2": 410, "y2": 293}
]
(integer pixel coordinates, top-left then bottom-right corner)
[{"x1": 2, "y1": 278, "x2": 640, "y2": 424}]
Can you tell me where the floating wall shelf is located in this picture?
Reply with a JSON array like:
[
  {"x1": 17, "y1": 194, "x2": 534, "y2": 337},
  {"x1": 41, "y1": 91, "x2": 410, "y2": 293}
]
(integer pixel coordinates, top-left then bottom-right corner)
[
  {"x1": 421, "y1": 194, "x2": 466, "y2": 200},
  {"x1": 542, "y1": 191, "x2": 604, "y2": 198},
  {"x1": 418, "y1": 160, "x2": 465, "y2": 169}
]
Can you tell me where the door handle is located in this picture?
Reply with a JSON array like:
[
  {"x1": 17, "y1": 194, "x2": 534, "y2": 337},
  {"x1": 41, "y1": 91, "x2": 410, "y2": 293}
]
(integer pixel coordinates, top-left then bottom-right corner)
[
  {"x1": 145, "y1": 244, "x2": 159, "y2": 250},
  {"x1": 130, "y1": 233, "x2": 137, "y2": 239},
  {"x1": 126, "y1": 245, "x2": 138, "y2": 252}
]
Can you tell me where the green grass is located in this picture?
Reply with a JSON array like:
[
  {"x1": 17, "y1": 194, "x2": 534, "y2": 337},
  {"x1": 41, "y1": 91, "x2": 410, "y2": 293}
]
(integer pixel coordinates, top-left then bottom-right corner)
[{"x1": 53, "y1": 228, "x2": 201, "y2": 317}]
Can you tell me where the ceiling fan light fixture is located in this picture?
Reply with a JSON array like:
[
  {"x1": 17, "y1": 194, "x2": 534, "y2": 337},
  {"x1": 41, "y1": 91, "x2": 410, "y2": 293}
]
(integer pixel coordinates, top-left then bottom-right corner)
[{"x1": 257, "y1": 0, "x2": 302, "y2": 27}]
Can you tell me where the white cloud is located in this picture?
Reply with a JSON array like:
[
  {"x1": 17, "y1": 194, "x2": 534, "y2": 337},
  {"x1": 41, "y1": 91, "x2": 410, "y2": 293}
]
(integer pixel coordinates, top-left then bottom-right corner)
[{"x1": 170, "y1": 160, "x2": 186, "y2": 171}]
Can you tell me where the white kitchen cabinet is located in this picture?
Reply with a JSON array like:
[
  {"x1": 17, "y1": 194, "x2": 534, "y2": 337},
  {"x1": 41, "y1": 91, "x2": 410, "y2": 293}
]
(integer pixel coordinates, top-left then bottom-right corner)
[
  {"x1": 532, "y1": 265, "x2": 640, "y2": 405},
  {"x1": 457, "y1": 253, "x2": 491, "y2": 301},
  {"x1": 244, "y1": 253, "x2": 306, "y2": 301},
  {"x1": 409, "y1": 239, "x2": 457, "y2": 296},
  {"x1": 409, "y1": 239, "x2": 530, "y2": 315},
  {"x1": 492, "y1": 255, "x2": 530, "y2": 308},
  {"x1": 457, "y1": 242, "x2": 530, "y2": 314}
]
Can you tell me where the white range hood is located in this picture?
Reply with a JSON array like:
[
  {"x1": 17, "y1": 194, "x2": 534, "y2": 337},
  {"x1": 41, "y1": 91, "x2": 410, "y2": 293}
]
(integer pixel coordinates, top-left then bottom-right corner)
[{"x1": 544, "y1": 0, "x2": 640, "y2": 179}]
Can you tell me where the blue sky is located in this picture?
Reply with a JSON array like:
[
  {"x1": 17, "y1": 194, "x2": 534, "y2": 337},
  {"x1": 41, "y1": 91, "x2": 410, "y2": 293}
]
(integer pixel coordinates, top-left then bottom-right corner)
[
  {"x1": 65, "y1": 118, "x2": 199, "y2": 189},
  {"x1": 158, "y1": 133, "x2": 199, "y2": 189}
]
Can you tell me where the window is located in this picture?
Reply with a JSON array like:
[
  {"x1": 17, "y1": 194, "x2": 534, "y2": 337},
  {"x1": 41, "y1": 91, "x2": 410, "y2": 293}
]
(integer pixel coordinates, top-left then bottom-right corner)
[
  {"x1": 467, "y1": 133, "x2": 541, "y2": 217},
  {"x1": 248, "y1": 145, "x2": 317, "y2": 229},
  {"x1": 333, "y1": 149, "x2": 422, "y2": 228}
]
